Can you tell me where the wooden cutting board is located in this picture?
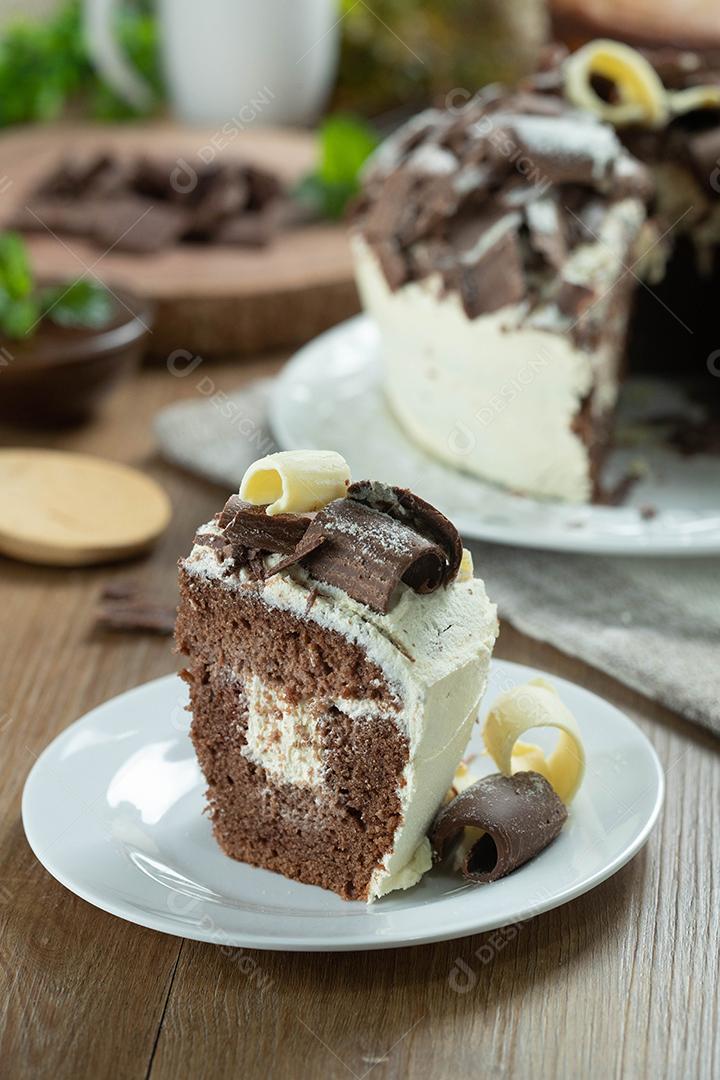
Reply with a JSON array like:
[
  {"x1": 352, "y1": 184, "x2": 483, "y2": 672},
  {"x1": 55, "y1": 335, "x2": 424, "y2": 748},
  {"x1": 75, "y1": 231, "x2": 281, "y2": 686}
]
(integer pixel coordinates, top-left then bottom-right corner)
[
  {"x1": 0, "y1": 123, "x2": 359, "y2": 359},
  {"x1": 0, "y1": 448, "x2": 171, "y2": 566}
]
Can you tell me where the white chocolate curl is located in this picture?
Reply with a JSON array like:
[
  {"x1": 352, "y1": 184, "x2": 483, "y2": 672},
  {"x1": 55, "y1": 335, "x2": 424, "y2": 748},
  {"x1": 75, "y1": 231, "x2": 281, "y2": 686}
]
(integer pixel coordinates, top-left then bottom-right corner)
[
  {"x1": 443, "y1": 759, "x2": 481, "y2": 804},
  {"x1": 669, "y1": 84, "x2": 720, "y2": 117},
  {"x1": 240, "y1": 450, "x2": 351, "y2": 517},
  {"x1": 457, "y1": 548, "x2": 474, "y2": 582},
  {"x1": 564, "y1": 39, "x2": 668, "y2": 129},
  {"x1": 482, "y1": 678, "x2": 585, "y2": 804}
]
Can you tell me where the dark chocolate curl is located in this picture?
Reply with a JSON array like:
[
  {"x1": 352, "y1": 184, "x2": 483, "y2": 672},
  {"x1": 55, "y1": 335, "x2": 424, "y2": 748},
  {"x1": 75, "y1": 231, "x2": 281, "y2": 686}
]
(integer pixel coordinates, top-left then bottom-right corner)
[
  {"x1": 347, "y1": 481, "x2": 463, "y2": 585},
  {"x1": 430, "y1": 772, "x2": 567, "y2": 883},
  {"x1": 278, "y1": 498, "x2": 448, "y2": 614},
  {"x1": 218, "y1": 496, "x2": 311, "y2": 554}
]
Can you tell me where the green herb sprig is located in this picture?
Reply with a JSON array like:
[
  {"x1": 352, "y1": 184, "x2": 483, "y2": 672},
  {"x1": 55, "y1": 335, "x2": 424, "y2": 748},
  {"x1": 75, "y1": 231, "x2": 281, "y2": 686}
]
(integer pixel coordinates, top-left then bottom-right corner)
[
  {"x1": 295, "y1": 114, "x2": 379, "y2": 220},
  {"x1": 0, "y1": 232, "x2": 114, "y2": 340}
]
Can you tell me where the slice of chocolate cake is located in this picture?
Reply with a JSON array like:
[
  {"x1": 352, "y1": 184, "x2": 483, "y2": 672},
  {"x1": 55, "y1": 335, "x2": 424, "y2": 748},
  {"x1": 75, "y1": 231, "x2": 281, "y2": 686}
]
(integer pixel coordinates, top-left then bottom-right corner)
[{"x1": 176, "y1": 451, "x2": 498, "y2": 902}]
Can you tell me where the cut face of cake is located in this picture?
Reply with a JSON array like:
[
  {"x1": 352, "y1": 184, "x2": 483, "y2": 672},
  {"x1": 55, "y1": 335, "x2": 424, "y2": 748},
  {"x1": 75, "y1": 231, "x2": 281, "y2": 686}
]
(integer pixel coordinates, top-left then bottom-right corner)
[
  {"x1": 352, "y1": 40, "x2": 720, "y2": 502},
  {"x1": 176, "y1": 451, "x2": 498, "y2": 901}
]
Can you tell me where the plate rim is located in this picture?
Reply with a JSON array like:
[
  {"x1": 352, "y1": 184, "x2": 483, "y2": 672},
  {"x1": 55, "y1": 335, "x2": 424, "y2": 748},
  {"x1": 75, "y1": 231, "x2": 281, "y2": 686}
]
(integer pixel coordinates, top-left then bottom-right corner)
[
  {"x1": 269, "y1": 314, "x2": 720, "y2": 557},
  {"x1": 22, "y1": 664, "x2": 665, "y2": 951}
]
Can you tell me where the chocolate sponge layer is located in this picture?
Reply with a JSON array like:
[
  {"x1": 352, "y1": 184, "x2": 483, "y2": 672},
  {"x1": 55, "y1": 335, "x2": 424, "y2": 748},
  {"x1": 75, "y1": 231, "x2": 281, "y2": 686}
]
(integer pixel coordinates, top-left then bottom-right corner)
[{"x1": 177, "y1": 568, "x2": 409, "y2": 900}]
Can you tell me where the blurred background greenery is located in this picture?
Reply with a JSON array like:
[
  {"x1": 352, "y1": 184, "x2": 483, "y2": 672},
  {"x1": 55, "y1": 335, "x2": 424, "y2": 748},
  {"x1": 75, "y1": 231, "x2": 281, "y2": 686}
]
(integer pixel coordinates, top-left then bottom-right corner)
[
  {"x1": 335, "y1": 0, "x2": 546, "y2": 117},
  {"x1": 0, "y1": 0, "x2": 160, "y2": 125},
  {"x1": 0, "y1": 0, "x2": 547, "y2": 128}
]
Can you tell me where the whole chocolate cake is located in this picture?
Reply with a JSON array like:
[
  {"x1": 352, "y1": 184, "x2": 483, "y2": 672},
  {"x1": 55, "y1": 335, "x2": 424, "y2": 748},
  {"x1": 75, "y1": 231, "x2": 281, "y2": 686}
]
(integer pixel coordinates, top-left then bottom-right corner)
[
  {"x1": 352, "y1": 39, "x2": 720, "y2": 502},
  {"x1": 176, "y1": 451, "x2": 498, "y2": 901}
]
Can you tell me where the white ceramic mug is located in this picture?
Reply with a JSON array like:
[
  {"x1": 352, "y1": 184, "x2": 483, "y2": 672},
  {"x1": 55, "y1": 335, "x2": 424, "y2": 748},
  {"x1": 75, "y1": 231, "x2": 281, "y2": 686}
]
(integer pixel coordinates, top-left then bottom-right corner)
[{"x1": 83, "y1": 0, "x2": 340, "y2": 126}]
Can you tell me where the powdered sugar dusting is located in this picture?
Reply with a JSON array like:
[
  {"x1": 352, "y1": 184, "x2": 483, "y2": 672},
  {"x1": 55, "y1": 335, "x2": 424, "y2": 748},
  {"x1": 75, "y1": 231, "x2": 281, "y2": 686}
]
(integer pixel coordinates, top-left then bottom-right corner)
[{"x1": 506, "y1": 113, "x2": 620, "y2": 180}]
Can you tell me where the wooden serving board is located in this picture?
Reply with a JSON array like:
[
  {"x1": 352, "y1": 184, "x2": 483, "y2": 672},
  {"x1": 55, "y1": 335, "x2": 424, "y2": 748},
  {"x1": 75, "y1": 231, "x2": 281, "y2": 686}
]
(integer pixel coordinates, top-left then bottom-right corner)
[
  {"x1": 0, "y1": 448, "x2": 171, "y2": 566},
  {"x1": 0, "y1": 123, "x2": 359, "y2": 359}
]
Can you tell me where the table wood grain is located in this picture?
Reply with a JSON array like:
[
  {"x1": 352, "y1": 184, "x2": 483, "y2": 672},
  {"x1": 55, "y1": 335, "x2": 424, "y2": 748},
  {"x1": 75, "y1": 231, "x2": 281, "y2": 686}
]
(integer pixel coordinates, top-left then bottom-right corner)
[{"x1": 0, "y1": 359, "x2": 717, "y2": 1080}]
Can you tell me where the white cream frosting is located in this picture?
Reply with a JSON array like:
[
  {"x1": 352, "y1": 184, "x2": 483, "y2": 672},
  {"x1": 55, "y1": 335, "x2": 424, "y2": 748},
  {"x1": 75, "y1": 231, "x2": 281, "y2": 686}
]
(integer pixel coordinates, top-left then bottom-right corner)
[
  {"x1": 241, "y1": 675, "x2": 326, "y2": 787},
  {"x1": 185, "y1": 527, "x2": 498, "y2": 901},
  {"x1": 241, "y1": 673, "x2": 397, "y2": 787},
  {"x1": 352, "y1": 200, "x2": 644, "y2": 502}
]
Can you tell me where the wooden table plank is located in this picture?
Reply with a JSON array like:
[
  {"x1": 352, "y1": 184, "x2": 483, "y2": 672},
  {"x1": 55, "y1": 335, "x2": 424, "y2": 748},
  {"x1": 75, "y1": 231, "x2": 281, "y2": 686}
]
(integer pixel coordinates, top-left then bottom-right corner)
[{"x1": 0, "y1": 359, "x2": 717, "y2": 1080}]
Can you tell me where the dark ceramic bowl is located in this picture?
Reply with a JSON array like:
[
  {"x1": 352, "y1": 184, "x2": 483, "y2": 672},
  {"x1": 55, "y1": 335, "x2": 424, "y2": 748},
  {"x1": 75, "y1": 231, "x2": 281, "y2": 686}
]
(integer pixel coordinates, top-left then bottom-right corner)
[{"x1": 0, "y1": 287, "x2": 153, "y2": 428}]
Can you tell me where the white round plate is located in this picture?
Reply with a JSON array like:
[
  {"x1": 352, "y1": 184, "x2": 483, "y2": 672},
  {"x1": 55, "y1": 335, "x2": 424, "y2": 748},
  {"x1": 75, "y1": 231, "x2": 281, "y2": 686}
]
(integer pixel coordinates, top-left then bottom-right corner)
[
  {"x1": 23, "y1": 661, "x2": 663, "y2": 952},
  {"x1": 270, "y1": 315, "x2": 720, "y2": 556}
]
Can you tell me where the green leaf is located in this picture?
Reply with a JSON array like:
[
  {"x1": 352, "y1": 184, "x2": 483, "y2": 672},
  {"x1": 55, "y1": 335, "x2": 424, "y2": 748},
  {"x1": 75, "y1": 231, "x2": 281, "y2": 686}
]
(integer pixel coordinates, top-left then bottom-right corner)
[
  {"x1": 295, "y1": 114, "x2": 378, "y2": 221},
  {"x1": 0, "y1": 232, "x2": 33, "y2": 300},
  {"x1": 318, "y1": 115, "x2": 378, "y2": 187},
  {"x1": 39, "y1": 280, "x2": 115, "y2": 330},
  {"x1": 0, "y1": 285, "x2": 40, "y2": 339}
]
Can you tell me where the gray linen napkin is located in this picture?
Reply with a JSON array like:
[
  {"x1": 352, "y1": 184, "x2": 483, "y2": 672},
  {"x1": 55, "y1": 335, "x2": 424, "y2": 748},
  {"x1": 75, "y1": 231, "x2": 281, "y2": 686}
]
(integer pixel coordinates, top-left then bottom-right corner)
[{"x1": 155, "y1": 382, "x2": 720, "y2": 735}]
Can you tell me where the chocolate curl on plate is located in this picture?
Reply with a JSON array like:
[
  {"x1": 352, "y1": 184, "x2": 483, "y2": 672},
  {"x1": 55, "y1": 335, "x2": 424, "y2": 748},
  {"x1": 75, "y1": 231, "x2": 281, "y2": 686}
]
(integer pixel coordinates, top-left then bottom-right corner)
[
  {"x1": 347, "y1": 480, "x2": 463, "y2": 585},
  {"x1": 430, "y1": 772, "x2": 567, "y2": 883},
  {"x1": 272, "y1": 498, "x2": 448, "y2": 614},
  {"x1": 218, "y1": 495, "x2": 311, "y2": 554}
]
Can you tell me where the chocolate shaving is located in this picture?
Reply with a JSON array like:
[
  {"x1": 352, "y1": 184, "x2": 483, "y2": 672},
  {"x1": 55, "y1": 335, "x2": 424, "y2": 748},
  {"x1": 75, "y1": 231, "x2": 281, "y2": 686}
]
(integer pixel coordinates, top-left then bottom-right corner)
[
  {"x1": 525, "y1": 197, "x2": 567, "y2": 270},
  {"x1": 17, "y1": 152, "x2": 284, "y2": 255},
  {"x1": 92, "y1": 197, "x2": 189, "y2": 253},
  {"x1": 217, "y1": 494, "x2": 245, "y2": 528},
  {"x1": 457, "y1": 226, "x2": 526, "y2": 318},
  {"x1": 214, "y1": 207, "x2": 279, "y2": 248},
  {"x1": 347, "y1": 480, "x2": 463, "y2": 585},
  {"x1": 374, "y1": 239, "x2": 408, "y2": 291},
  {"x1": 211, "y1": 482, "x2": 463, "y2": 612},
  {"x1": 353, "y1": 81, "x2": 651, "y2": 345},
  {"x1": 491, "y1": 114, "x2": 618, "y2": 187},
  {"x1": 96, "y1": 580, "x2": 177, "y2": 635},
  {"x1": 218, "y1": 495, "x2": 311, "y2": 554},
  {"x1": 272, "y1": 498, "x2": 448, "y2": 614},
  {"x1": 556, "y1": 279, "x2": 595, "y2": 321},
  {"x1": 595, "y1": 469, "x2": 641, "y2": 507},
  {"x1": 431, "y1": 771, "x2": 567, "y2": 883}
]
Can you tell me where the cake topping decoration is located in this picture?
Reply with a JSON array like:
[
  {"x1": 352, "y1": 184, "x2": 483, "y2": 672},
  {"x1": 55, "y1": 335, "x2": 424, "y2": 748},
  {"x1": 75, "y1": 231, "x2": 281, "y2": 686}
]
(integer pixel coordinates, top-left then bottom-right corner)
[
  {"x1": 563, "y1": 39, "x2": 669, "y2": 129},
  {"x1": 430, "y1": 771, "x2": 568, "y2": 883},
  {"x1": 564, "y1": 38, "x2": 720, "y2": 130},
  {"x1": 346, "y1": 481, "x2": 463, "y2": 585},
  {"x1": 482, "y1": 677, "x2": 585, "y2": 804},
  {"x1": 273, "y1": 497, "x2": 450, "y2": 614},
  {"x1": 221, "y1": 498, "x2": 311, "y2": 554},
  {"x1": 457, "y1": 548, "x2": 474, "y2": 583},
  {"x1": 206, "y1": 458, "x2": 467, "y2": 612},
  {"x1": 668, "y1": 84, "x2": 720, "y2": 118},
  {"x1": 354, "y1": 80, "x2": 651, "y2": 326},
  {"x1": 239, "y1": 450, "x2": 351, "y2": 517}
]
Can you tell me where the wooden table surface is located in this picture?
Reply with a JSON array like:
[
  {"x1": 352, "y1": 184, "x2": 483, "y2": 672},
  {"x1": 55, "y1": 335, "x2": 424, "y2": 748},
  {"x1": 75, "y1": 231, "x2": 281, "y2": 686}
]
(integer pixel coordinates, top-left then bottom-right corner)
[{"x1": 0, "y1": 358, "x2": 717, "y2": 1080}]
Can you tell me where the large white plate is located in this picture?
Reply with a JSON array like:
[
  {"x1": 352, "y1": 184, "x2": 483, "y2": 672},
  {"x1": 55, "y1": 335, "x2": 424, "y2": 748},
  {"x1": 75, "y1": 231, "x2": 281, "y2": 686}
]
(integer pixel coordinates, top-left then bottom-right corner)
[
  {"x1": 270, "y1": 315, "x2": 720, "y2": 555},
  {"x1": 22, "y1": 661, "x2": 663, "y2": 952}
]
